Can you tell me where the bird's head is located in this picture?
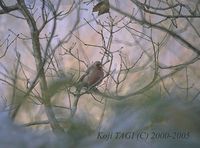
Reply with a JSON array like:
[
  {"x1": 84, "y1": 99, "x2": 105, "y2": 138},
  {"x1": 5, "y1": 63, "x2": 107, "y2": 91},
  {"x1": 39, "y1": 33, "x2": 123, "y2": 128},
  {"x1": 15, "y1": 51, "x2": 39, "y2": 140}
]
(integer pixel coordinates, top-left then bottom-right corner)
[{"x1": 94, "y1": 61, "x2": 103, "y2": 69}]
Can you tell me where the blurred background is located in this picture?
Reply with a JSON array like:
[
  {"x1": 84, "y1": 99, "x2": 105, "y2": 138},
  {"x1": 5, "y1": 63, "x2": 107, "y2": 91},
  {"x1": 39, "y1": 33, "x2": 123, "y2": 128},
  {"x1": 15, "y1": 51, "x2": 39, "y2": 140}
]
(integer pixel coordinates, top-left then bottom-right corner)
[{"x1": 0, "y1": 0, "x2": 200, "y2": 147}]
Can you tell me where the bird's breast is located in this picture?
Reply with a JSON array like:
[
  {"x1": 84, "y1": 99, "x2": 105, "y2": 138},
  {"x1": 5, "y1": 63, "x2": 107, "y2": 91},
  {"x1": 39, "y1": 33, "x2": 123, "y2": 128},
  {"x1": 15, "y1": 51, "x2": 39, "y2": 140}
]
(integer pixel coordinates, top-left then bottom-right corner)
[{"x1": 87, "y1": 69, "x2": 104, "y2": 86}]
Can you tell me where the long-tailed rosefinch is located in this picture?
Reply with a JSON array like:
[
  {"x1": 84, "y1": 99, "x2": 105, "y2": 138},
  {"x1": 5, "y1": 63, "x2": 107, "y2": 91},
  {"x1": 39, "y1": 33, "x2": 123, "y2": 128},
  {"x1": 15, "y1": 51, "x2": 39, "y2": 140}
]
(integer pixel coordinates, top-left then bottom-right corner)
[
  {"x1": 78, "y1": 61, "x2": 104, "y2": 89},
  {"x1": 72, "y1": 61, "x2": 104, "y2": 117}
]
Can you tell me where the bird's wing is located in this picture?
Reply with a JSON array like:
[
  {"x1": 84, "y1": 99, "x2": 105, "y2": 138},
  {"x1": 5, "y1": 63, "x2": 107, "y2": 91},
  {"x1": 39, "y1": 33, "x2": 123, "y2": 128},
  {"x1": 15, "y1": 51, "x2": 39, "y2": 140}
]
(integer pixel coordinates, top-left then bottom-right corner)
[
  {"x1": 93, "y1": 1, "x2": 104, "y2": 12},
  {"x1": 93, "y1": 0, "x2": 110, "y2": 15}
]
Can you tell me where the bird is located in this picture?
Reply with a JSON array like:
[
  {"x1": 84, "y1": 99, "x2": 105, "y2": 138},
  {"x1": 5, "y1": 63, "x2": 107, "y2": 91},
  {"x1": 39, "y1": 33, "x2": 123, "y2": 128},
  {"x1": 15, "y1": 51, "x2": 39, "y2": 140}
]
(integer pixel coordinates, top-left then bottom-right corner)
[
  {"x1": 93, "y1": 0, "x2": 110, "y2": 16},
  {"x1": 71, "y1": 61, "x2": 104, "y2": 117},
  {"x1": 78, "y1": 61, "x2": 104, "y2": 88}
]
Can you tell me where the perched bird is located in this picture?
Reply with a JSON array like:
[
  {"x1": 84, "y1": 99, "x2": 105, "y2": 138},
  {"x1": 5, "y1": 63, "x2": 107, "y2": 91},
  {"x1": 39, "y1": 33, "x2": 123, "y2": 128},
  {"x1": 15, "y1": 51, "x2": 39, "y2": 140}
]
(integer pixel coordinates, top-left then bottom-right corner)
[
  {"x1": 71, "y1": 61, "x2": 104, "y2": 117},
  {"x1": 93, "y1": 0, "x2": 110, "y2": 16},
  {"x1": 78, "y1": 61, "x2": 104, "y2": 89}
]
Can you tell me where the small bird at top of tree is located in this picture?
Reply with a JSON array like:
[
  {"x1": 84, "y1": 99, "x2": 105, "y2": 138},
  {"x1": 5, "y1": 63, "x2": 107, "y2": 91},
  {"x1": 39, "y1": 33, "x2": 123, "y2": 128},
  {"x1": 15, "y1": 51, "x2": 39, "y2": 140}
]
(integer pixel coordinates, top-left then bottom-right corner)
[
  {"x1": 93, "y1": 0, "x2": 110, "y2": 16},
  {"x1": 71, "y1": 61, "x2": 104, "y2": 117},
  {"x1": 77, "y1": 61, "x2": 104, "y2": 91}
]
